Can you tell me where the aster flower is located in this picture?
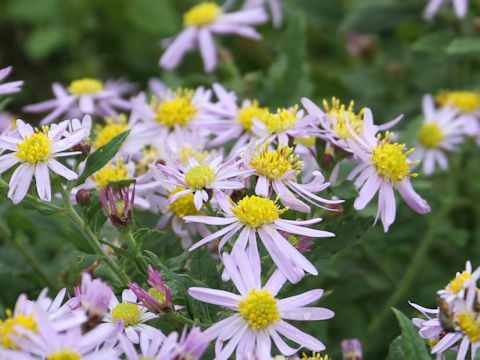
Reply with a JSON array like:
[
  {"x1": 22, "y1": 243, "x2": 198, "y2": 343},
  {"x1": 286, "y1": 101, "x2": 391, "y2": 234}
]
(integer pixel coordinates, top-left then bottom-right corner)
[
  {"x1": 411, "y1": 94, "x2": 466, "y2": 175},
  {"x1": 2, "y1": 305, "x2": 120, "y2": 360},
  {"x1": 159, "y1": 2, "x2": 268, "y2": 72},
  {"x1": 185, "y1": 194, "x2": 334, "y2": 283},
  {"x1": 0, "y1": 66, "x2": 23, "y2": 96},
  {"x1": 100, "y1": 184, "x2": 135, "y2": 229},
  {"x1": 0, "y1": 118, "x2": 90, "y2": 204},
  {"x1": 155, "y1": 154, "x2": 253, "y2": 211},
  {"x1": 188, "y1": 247, "x2": 334, "y2": 359},
  {"x1": 341, "y1": 339, "x2": 363, "y2": 360},
  {"x1": 424, "y1": 0, "x2": 469, "y2": 20},
  {"x1": 344, "y1": 117, "x2": 430, "y2": 231},
  {"x1": 128, "y1": 265, "x2": 174, "y2": 315},
  {"x1": 245, "y1": 140, "x2": 343, "y2": 212},
  {"x1": 437, "y1": 261, "x2": 480, "y2": 303},
  {"x1": 243, "y1": 0, "x2": 283, "y2": 28},
  {"x1": 23, "y1": 78, "x2": 134, "y2": 125},
  {"x1": 98, "y1": 289, "x2": 163, "y2": 344}
]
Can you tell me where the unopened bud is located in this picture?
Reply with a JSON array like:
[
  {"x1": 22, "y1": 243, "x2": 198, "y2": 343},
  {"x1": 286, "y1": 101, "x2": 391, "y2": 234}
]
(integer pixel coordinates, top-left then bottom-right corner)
[
  {"x1": 76, "y1": 189, "x2": 92, "y2": 206},
  {"x1": 327, "y1": 202, "x2": 344, "y2": 217},
  {"x1": 321, "y1": 152, "x2": 334, "y2": 169},
  {"x1": 388, "y1": 61, "x2": 405, "y2": 81},
  {"x1": 342, "y1": 339, "x2": 362, "y2": 360},
  {"x1": 72, "y1": 141, "x2": 91, "y2": 160},
  {"x1": 473, "y1": 17, "x2": 480, "y2": 31}
]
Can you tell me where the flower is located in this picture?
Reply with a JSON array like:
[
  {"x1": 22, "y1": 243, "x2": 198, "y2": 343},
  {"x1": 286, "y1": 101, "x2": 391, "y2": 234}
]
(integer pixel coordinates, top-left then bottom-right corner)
[
  {"x1": 128, "y1": 265, "x2": 174, "y2": 315},
  {"x1": 0, "y1": 66, "x2": 23, "y2": 96},
  {"x1": 100, "y1": 184, "x2": 135, "y2": 229},
  {"x1": 245, "y1": 141, "x2": 343, "y2": 212},
  {"x1": 411, "y1": 94, "x2": 466, "y2": 175},
  {"x1": 424, "y1": 0, "x2": 469, "y2": 20},
  {"x1": 242, "y1": 0, "x2": 283, "y2": 28},
  {"x1": 23, "y1": 78, "x2": 134, "y2": 125},
  {"x1": 341, "y1": 339, "x2": 363, "y2": 360},
  {"x1": 155, "y1": 154, "x2": 253, "y2": 211},
  {"x1": 0, "y1": 118, "x2": 90, "y2": 204},
  {"x1": 185, "y1": 194, "x2": 334, "y2": 283},
  {"x1": 159, "y1": 2, "x2": 268, "y2": 72},
  {"x1": 188, "y1": 247, "x2": 334, "y2": 359},
  {"x1": 438, "y1": 261, "x2": 480, "y2": 303},
  {"x1": 99, "y1": 289, "x2": 163, "y2": 344},
  {"x1": 345, "y1": 120, "x2": 430, "y2": 231}
]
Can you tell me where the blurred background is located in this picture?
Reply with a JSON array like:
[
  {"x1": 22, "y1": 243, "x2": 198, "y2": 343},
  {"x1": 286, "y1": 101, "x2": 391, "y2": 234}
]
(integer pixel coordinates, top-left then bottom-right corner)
[{"x1": 1, "y1": 0, "x2": 480, "y2": 358}]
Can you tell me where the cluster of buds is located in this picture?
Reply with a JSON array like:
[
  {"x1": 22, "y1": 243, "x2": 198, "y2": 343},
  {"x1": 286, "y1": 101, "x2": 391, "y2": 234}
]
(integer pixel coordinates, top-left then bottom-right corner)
[{"x1": 100, "y1": 184, "x2": 135, "y2": 229}]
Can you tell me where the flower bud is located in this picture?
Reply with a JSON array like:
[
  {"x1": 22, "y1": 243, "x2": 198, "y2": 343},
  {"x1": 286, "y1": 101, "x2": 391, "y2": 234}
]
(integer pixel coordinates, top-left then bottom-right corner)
[
  {"x1": 321, "y1": 152, "x2": 334, "y2": 169},
  {"x1": 473, "y1": 17, "x2": 480, "y2": 31},
  {"x1": 342, "y1": 339, "x2": 362, "y2": 360},
  {"x1": 100, "y1": 184, "x2": 134, "y2": 229},
  {"x1": 75, "y1": 189, "x2": 92, "y2": 206},
  {"x1": 72, "y1": 141, "x2": 91, "y2": 160}
]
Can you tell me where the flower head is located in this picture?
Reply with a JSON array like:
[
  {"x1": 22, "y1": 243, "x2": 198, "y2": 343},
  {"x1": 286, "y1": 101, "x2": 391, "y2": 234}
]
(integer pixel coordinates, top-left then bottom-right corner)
[{"x1": 100, "y1": 184, "x2": 135, "y2": 229}]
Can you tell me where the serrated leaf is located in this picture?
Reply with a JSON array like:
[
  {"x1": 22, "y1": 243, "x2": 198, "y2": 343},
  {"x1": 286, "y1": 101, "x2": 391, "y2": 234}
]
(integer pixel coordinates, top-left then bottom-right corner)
[
  {"x1": 392, "y1": 308, "x2": 431, "y2": 360},
  {"x1": 190, "y1": 247, "x2": 221, "y2": 289},
  {"x1": 74, "y1": 130, "x2": 130, "y2": 186},
  {"x1": 446, "y1": 37, "x2": 480, "y2": 55}
]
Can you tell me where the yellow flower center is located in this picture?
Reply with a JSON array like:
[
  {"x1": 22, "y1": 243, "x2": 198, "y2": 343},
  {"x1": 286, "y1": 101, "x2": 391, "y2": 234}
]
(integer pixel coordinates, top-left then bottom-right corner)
[
  {"x1": 152, "y1": 90, "x2": 197, "y2": 128},
  {"x1": 371, "y1": 132, "x2": 416, "y2": 184},
  {"x1": 93, "y1": 115, "x2": 129, "y2": 149},
  {"x1": 178, "y1": 146, "x2": 209, "y2": 165},
  {"x1": 301, "y1": 352, "x2": 328, "y2": 360},
  {"x1": 67, "y1": 78, "x2": 104, "y2": 96},
  {"x1": 148, "y1": 287, "x2": 166, "y2": 304},
  {"x1": 15, "y1": 127, "x2": 51, "y2": 163},
  {"x1": 261, "y1": 107, "x2": 300, "y2": 134},
  {"x1": 436, "y1": 91, "x2": 480, "y2": 113},
  {"x1": 294, "y1": 136, "x2": 316, "y2": 147},
  {"x1": 168, "y1": 187, "x2": 203, "y2": 218},
  {"x1": 238, "y1": 100, "x2": 270, "y2": 133},
  {"x1": 232, "y1": 195, "x2": 287, "y2": 228},
  {"x1": 137, "y1": 146, "x2": 159, "y2": 175},
  {"x1": 446, "y1": 271, "x2": 472, "y2": 293},
  {"x1": 323, "y1": 97, "x2": 364, "y2": 139},
  {"x1": 47, "y1": 350, "x2": 82, "y2": 360},
  {"x1": 456, "y1": 312, "x2": 480, "y2": 343},
  {"x1": 185, "y1": 165, "x2": 215, "y2": 190},
  {"x1": 0, "y1": 310, "x2": 37, "y2": 349},
  {"x1": 238, "y1": 288, "x2": 279, "y2": 330},
  {"x1": 429, "y1": 339, "x2": 438, "y2": 348},
  {"x1": 111, "y1": 302, "x2": 141, "y2": 327},
  {"x1": 418, "y1": 123, "x2": 444, "y2": 148},
  {"x1": 183, "y1": 2, "x2": 222, "y2": 27},
  {"x1": 91, "y1": 159, "x2": 128, "y2": 187},
  {"x1": 249, "y1": 142, "x2": 303, "y2": 180}
]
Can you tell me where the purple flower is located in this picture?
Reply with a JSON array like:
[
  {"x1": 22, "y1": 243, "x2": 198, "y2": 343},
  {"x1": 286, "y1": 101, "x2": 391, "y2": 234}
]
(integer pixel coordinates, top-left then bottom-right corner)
[
  {"x1": 100, "y1": 184, "x2": 135, "y2": 229},
  {"x1": 341, "y1": 339, "x2": 363, "y2": 360},
  {"x1": 128, "y1": 265, "x2": 174, "y2": 315},
  {"x1": 159, "y1": 2, "x2": 268, "y2": 72},
  {"x1": 0, "y1": 66, "x2": 23, "y2": 96},
  {"x1": 424, "y1": 0, "x2": 469, "y2": 21},
  {"x1": 243, "y1": 0, "x2": 283, "y2": 28}
]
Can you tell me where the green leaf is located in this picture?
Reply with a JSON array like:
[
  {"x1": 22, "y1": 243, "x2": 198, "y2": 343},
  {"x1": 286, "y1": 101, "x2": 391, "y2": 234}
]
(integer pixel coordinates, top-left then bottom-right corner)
[
  {"x1": 446, "y1": 37, "x2": 480, "y2": 55},
  {"x1": 412, "y1": 31, "x2": 453, "y2": 54},
  {"x1": 392, "y1": 308, "x2": 431, "y2": 360},
  {"x1": 190, "y1": 247, "x2": 221, "y2": 289},
  {"x1": 166, "y1": 251, "x2": 190, "y2": 272},
  {"x1": 127, "y1": 0, "x2": 180, "y2": 35},
  {"x1": 25, "y1": 27, "x2": 66, "y2": 60},
  {"x1": 74, "y1": 130, "x2": 130, "y2": 186},
  {"x1": 387, "y1": 336, "x2": 407, "y2": 360}
]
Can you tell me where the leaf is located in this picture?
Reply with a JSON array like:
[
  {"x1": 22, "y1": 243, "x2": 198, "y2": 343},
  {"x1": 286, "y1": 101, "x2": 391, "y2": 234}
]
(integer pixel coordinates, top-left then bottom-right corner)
[
  {"x1": 25, "y1": 27, "x2": 66, "y2": 60},
  {"x1": 166, "y1": 251, "x2": 190, "y2": 272},
  {"x1": 127, "y1": 0, "x2": 179, "y2": 35},
  {"x1": 392, "y1": 308, "x2": 431, "y2": 360},
  {"x1": 412, "y1": 31, "x2": 453, "y2": 54},
  {"x1": 446, "y1": 37, "x2": 480, "y2": 55},
  {"x1": 74, "y1": 130, "x2": 130, "y2": 186},
  {"x1": 190, "y1": 247, "x2": 221, "y2": 289},
  {"x1": 387, "y1": 336, "x2": 406, "y2": 360}
]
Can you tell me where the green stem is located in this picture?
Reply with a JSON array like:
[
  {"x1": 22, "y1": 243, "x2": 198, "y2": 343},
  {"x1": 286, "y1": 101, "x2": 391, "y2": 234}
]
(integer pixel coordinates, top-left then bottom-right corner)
[
  {"x1": 124, "y1": 230, "x2": 149, "y2": 273},
  {"x1": 166, "y1": 311, "x2": 209, "y2": 328},
  {"x1": 59, "y1": 186, "x2": 129, "y2": 284}
]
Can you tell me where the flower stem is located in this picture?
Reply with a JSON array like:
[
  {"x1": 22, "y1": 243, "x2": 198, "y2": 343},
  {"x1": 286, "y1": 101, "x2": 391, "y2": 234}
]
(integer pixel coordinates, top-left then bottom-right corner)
[
  {"x1": 59, "y1": 186, "x2": 129, "y2": 284},
  {"x1": 124, "y1": 230, "x2": 149, "y2": 273},
  {"x1": 166, "y1": 311, "x2": 209, "y2": 328}
]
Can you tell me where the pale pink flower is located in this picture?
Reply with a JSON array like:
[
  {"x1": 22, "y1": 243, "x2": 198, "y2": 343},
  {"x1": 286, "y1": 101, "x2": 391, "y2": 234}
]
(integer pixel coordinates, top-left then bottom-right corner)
[
  {"x1": 185, "y1": 194, "x2": 334, "y2": 283},
  {"x1": 0, "y1": 66, "x2": 23, "y2": 96},
  {"x1": 189, "y1": 247, "x2": 334, "y2": 359},
  {"x1": 0, "y1": 117, "x2": 90, "y2": 204},
  {"x1": 159, "y1": 2, "x2": 268, "y2": 72},
  {"x1": 424, "y1": 0, "x2": 469, "y2": 20},
  {"x1": 243, "y1": 0, "x2": 283, "y2": 28}
]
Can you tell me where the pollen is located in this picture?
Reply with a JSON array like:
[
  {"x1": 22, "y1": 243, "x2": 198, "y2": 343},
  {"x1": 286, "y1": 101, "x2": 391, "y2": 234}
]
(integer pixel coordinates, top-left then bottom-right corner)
[
  {"x1": 249, "y1": 142, "x2": 303, "y2": 180},
  {"x1": 371, "y1": 132, "x2": 417, "y2": 184},
  {"x1": 111, "y1": 302, "x2": 141, "y2": 327},
  {"x1": 238, "y1": 100, "x2": 270, "y2": 132},
  {"x1": 148, "y1": 287, "x2": 166, "y2": 304},
  {"x1": 446, "y1": 271, "x2": 472, "y2": 293},
  {"x1": 93, "y1": 114, "x2": 129, "y2": 148},
  {"x1": 323, "y1": 97, "x2": 364, "y2": 139},
  {"x1": 232, "y1": 195, "x2": 287, "y2": 228},
  {"x1": 185, "y1": 165, "x2": 215, "y2": 190},
  {"x1": 152, "y1": 89, "x2": 197, "y2": 129},
  {"x1": 67, "y1": 78, "x2": 104, "y2": 96},
  {"x1": 178, "y1": 146, "x2": 209, "y2": 165},
  {"x1": 168, "y1": 187, "x2": 203, "y2": 218},
  {"x1": 91, "y1": 159, "x2": 128, "y2": 187},
  {"x1": 418, "y1": 123, "x2": 444, "y2": 148},
  {"x1": 47, "y1": 350, "x2": 82, "y2": 360},
  {"x1": 238, "y1": 288, "x2": 279, "y2": 330},
  {"x1": 15, "y1": 127, "x2": 51, "y2": 163},
  {"x1": 436, "y1": 91, "x2": 480, "y2": 113},
  {"x1": 0, "y1": 310, "x2": 37, "y2": 349},
  {"x1": 294, "y1": 136, "x2": 316, "y2": 147},
  {"x1": 261, "y1": 106, "x2": 300, "y2": 134},
  {"x1": 301, "y1": 352, "x2": 328, "y2": 360},
  {"x1": 183, "y1": 2, "x2": 222, "y2": 27},
  {"x1": 456, "y1": 312, "x2": 480, "y2": 343}
]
